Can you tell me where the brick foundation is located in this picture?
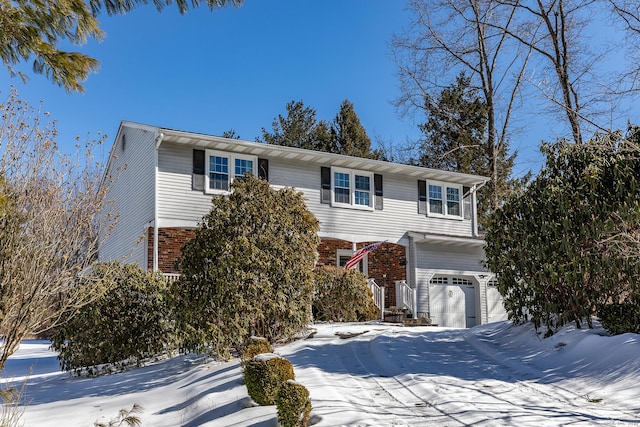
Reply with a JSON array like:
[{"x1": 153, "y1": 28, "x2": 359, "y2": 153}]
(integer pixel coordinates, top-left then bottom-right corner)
[
  {"x1": 147, "y1": 227, "x2": 195, "y2": 273},
  {"x1": 149, "y1": 229, "x2": 408, "y2": 308}
]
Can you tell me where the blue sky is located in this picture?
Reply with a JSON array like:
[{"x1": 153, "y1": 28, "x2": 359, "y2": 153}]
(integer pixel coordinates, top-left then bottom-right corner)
[
  {"x1": 2, "y1": 0, "x2": 606, "y2": 177},
  {"x1": 2, "y1": 2, "x2": 423, "y2": 156}
]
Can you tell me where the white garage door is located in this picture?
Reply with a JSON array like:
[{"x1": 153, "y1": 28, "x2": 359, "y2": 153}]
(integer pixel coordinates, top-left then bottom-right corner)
[
  {"x1": 429, "y1": 277, "x2": 476, "y2": 328},
  {"x1": 487, "y1": 280, "x2": 508, "y2": 323}
]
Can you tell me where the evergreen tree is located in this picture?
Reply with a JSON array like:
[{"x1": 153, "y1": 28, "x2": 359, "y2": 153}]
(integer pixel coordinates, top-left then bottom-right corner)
[
  {"x1": 418, "y1": 73, "x2": 488, "y2": 173},
  {"x1": 332, "y1": 99, "x2": 376, "y2": 159},
  {"x1": 262, "y1": 99, "x2": 381, "y2": 159},
  {"x1": 172, "y1": 174, "x2": 319, "y2": 357},
  {"x1": 221, "y1": 129, "x2": 241, "y2": 139},
  {"x1": 260, "y1": 100, "x2": 333, "y2": 151},
  {"x1": 418, "y1": 73, "x2": 516, "y2": 224}
]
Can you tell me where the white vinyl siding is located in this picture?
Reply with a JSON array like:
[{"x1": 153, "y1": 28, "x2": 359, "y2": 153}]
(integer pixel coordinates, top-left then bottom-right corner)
[
  {"x1": 157, "y1": 143, "x2": 215, "y2": 224},
  {"x1": 154, "y1": 144, "x2": 476, "y2": 241},
  {"x1": 99, "y1": 126, "x2": 156, "y2": 267}
]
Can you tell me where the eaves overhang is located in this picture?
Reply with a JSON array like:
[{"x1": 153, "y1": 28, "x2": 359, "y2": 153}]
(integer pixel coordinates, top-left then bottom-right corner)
[
  {"x1": 153, "y1": 125, "x2": 489, "y2": 187},
  {"x1": 408, "y1": 231, "x2": 486, "y2": 247}
]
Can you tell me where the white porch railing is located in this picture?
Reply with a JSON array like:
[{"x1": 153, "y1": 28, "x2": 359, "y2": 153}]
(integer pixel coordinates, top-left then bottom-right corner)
[
  {"x1": 395, "y1": 280, "x2": 417, "y2": 319},
  {"x1": 367, "y1": 278, "x2": 385, "y2": 321},
  {"x1": 163, "y1": 273, "x2": 181, "y2": 283}
]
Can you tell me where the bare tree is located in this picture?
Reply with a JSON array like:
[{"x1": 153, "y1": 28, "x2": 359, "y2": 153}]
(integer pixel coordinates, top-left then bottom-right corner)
[
  {"x1": 609, "y1": 0, "x2": 640, "y2": 92},
  {"x1": 0, "y1": 88, "x2": 116, "y2": 371},
  {"x1": 393, "y1": 0, "x2": 531, "y2": 211},
  {"x1": 489, "y1": 0, "x2": 612, "y2": 145}
]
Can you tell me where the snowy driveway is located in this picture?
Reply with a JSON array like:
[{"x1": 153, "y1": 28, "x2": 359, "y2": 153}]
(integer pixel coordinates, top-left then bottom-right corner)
[
  {"x1": 279, "y1": 322, "x2": 640, "y2": 426},
  {"x1": 8, "y1": 321, "x2": 640, "y2": 426}
]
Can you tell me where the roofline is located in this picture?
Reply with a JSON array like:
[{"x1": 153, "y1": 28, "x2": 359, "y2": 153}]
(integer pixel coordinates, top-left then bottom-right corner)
[
  {"x1": 103, "y1": 121, "x2": 490, "y2": 187},
  {"x1": 154, "y1": 124, "x2": 490, "y2": 186}
]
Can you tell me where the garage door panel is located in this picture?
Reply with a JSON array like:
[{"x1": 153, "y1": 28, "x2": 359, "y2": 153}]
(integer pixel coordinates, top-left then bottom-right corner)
[
  {"x1": 430, "y1": 285, "x2": 466, "y2": 328},
  {"x1": 487, "y1": 286, "x2": 508, "y2": 323}
]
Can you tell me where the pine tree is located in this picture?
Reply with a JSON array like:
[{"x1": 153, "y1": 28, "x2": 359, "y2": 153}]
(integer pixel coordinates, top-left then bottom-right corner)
[
  {"x1": 260, "y1": 100, "x2": 333, "y2": 151},
  {"x1": 332, "y1": 99, "x2": 376, "y2": 159},
  {"x1": 418, "y1": 73, "x2": 516, "y2": 225}
]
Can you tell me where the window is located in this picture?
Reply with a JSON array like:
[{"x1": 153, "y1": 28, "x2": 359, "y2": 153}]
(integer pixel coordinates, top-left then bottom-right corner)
[
  {"x1": 205, "y1": 150, "x2": 256, "y2": 193},
  {"x1": 337, "y1": 249, "x2": 367, "y2": 274},
  {"x1": 425, "y1": 181, "x2": 463, "y2": 218},
  {"x1": 430, "y1": 276, "x2": 448, "y2": 285},
  {"x1": 428, "y1": 184, "x2": 443, "y2": 214},
  {"x1": 452, "y1": 277, "x2": 473, "y2": 286},
  {"x1": 331, "y1": 167, "x2": 373, "y2": 210}
]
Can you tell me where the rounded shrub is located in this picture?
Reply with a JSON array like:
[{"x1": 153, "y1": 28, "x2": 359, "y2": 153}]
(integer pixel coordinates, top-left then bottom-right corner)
[
  {"x1": 244, "y1": 354, "x2": 294, "y2": 405},
  {"x1": 276, "y1": 380, "x2": 312, "y2": 427},
  {"x1": 312, "y1": 266, "x2": 380, "y2": 322},
  {"x1": 241, "y1": 336, "x2": 272, "y2": 365},
  {"x1": 51, "y1": 262, "x2": 175, "y2": 373},
  {"x1": 598, "y1": 303, "x2": 640, "y2": 335}
]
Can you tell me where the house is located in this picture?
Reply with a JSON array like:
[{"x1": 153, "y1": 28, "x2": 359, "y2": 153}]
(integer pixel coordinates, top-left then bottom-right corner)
[{"x1": 99, "y1": 121, "x2": 507, "y2": 328}]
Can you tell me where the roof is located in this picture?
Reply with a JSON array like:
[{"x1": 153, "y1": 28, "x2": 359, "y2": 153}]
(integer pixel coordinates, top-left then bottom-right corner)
[{"x1": 117, "y1": 121, "x2": 490, "y2": 187}]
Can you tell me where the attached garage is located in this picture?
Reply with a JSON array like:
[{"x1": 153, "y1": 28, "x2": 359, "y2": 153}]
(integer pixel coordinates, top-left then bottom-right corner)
[{"x1": 429, "y1": 276, "x2": 477, "y2": 328}]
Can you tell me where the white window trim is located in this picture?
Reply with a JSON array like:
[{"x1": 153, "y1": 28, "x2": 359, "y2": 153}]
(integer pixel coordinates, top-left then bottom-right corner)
[
  {"x1": 337, "y1": 249, "x2": 368, "y2": 275},
  {"x1": 205, "y1": 150, "x2": 257, "y2": 194},
  {"x1": 330, "y1": 167, "x2": 374, "y2": 211},
  {"x1": 426, "y1": 180, "x2": 463, "y2": 219}
]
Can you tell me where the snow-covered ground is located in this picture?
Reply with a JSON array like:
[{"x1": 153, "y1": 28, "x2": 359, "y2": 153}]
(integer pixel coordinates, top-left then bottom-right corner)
[{"x1": 4, "y1": 320, "x2": 640, "y2": 426}]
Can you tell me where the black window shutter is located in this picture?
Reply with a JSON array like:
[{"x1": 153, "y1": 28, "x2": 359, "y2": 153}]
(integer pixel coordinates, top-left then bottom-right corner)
[
  {"x1": 258, "y1": 158, "x2": 269, "y2": 181},
  {"x1": 192, "y1": 149, "x2": 205, "y2": 191},
  {"x1": 418, "y1": 180, "x2": 427, "y2": 214},
  {"x1": 321, "y1": 167, "x2": 331, "y2": 204},
  {"x1": 374, "y1": 174, "x2": 383, "y2": 210},
  {"x1": 463, "y1": 186, "x2": 471, "y2": 220}
]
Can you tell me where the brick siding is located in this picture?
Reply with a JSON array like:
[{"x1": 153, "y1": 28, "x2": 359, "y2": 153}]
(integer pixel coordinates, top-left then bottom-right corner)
[
  {"x1": 147, "y1": 227, "x2": 195, "y2": 273},
  {"x1": 317, "y1": 239, "x2": 407, "y2": 308},
  {"x1": 149, "y1": 229, "x2": 407, "y2": 308}
]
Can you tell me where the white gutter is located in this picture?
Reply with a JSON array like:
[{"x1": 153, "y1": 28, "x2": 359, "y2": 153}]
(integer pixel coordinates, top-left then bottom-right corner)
[
  {"x1": 469, "y1": 180, "x2": 488, "y2": 238},
  {"x1": 153, "y1": 132, "x2": 165, "y2": 272}
]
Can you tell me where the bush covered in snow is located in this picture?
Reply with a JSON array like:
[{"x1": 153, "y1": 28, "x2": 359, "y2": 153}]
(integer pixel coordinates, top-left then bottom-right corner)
[
  {"x1": 244, "y1": 353, "x2": 294, "y2": 405},
  {"x1": 51, "y1": 262, "x2": 175, "y2": 372},
  {"x1": 240, "y1": 336, "x2": 272, "y2": 365},
  {"x1": 276, "y1": 380, "x2": 312, "y2": 427},
  {"x1": 312, "y1": 266, "x2": 380, "y2": 322}
]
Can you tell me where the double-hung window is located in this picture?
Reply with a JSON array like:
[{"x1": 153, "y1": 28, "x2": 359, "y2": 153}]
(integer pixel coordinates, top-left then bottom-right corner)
[
  {"x1": 427, "y1": 181, "x2": 462, "y2": 218},
  {"x1": 331, "y1": 167, "x2": 373, "y2": 210},
  {"x1": 205, "y1": 150, "x2": 256, "y2": 193}
]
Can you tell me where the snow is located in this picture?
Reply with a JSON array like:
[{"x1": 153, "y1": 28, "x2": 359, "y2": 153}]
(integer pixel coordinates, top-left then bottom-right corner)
[{"x1": 4, "y1": 321, "x2": 640, "y2": 426}]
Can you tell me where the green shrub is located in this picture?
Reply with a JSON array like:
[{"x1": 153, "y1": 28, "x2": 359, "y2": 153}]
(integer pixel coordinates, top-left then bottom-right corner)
[
  {"x1": 173, "y1": 175, "x2": 319, "y2": 357},
  {"x1": 241, "y1": 336, "x2": 272, "y2": 365},
  {"x1": 51, "y1": 262, "x2": 175, "y2": 373},
  {"x1": 485, "y1": 135, "x2": 640, "y2": 333},
  {"x1": 312, "y1": 266, "x2": 380, "y2": 322},
  {"x1": 244, "y1": 354, "x2": 294, "y2": 405},
  {"x1": 598, "y1": 303, "x2": 640, "y2": 335},
  {"x1": 276, "y1": 380, "x2": 312, "y2": 427}
]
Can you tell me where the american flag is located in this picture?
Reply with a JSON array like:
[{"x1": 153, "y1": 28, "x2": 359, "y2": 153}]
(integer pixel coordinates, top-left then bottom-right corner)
[{"x1": 344, "y1": 241, "x2": 385, "y2": 270}]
